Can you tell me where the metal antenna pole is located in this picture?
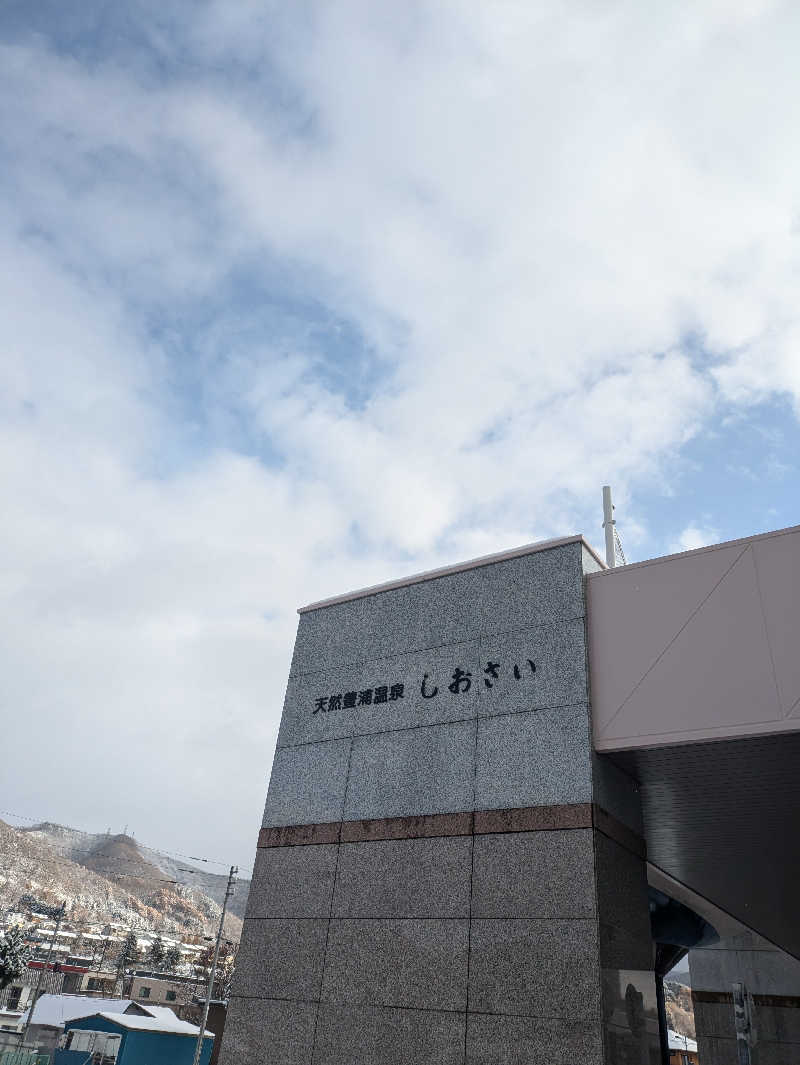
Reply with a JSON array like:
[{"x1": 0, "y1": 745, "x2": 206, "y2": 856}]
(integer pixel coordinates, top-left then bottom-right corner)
[
  {"x1": 191, "y1": 866, "x2": 237, "y2": 1065},
  {"x1": 19, "y1": 901, "x2": 66, "y2": 1049},
  {"x1": 602, "y1": 485, "x2": 616, "y2": 568}
]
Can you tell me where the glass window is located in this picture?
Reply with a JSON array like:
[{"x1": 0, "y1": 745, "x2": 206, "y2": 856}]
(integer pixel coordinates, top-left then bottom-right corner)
[
  {"x1": 139, "y1": 986, "x2": 151, "y2": 998},
  {"x1": 166, "y1": 990, "x2": 176, "y2": 1001}
]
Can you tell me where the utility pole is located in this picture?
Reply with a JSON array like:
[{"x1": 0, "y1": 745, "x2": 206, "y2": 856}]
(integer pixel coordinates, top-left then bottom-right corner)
[
  {"x1": 191, "y1": 866, "x2": 237, "y2": 1065},
  {"x1": 97, "y1": 935, "x2": 111, "y2": 973},
  {"x1": 602, "y1": 485, "x2": 616, "y2": 568},
  {"x1": 20, "y1": 901, "x2": 66, "y2": 1050}
]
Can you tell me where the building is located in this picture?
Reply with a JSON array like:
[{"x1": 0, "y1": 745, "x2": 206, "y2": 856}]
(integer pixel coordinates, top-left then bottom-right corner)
[
  {"x1": 204, "y1": 1001, "x2": 228, "y2": 1065},
  {"x1": 668, "y1": 1029, "x2": 699, "y2": 1064},
  {"x1": 129, "y1": 970, "x2": 202, "y2": 1007},
  {"x1": 0, "y1": 962, "x2": 64, "y2": 1014},
  {"x1": 0, "y1": 1006, "x2": 25, "y2": 1044},
  {"x1": 66, "y1": 969, "x2": 118, "y2": 997},
  {"x1": 54, "y1": 1011, "x2": 213, "y2": 1065},
  {"x1": 20, "y1": 994, "x2": 188, "y2": 1051},
  {"x1": 220, "y1": 524, "x2": 800, "y2": 1065}
]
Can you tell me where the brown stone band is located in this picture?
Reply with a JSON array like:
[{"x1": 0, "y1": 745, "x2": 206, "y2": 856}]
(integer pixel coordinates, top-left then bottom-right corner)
[
  {"x1": 693, "y1": 990, "x2": 800, "y2": 1010},
  {"x1": 258, "y1": 802, "x2": 645, "y2": 858}
]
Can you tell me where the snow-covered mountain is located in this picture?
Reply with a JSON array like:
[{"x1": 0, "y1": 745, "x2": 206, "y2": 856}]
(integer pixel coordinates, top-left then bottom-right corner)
[{"x1": 0, "y1": 820, "x2": 247, "y2": 939}]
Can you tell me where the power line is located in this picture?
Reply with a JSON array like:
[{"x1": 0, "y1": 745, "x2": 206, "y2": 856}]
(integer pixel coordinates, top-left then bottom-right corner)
[
  {"x1": 3, "y1": 852, "x2": 185, "y2": 886},
  {"x1": 11, "y1": 847, "x2": 204, "y2": 876},
  {"x1": 0, "y1": 808, "x2": 232, "y2": 868}
]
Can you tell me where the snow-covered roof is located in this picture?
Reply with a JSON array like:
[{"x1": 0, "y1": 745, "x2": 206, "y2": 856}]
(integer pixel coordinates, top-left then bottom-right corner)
[
  {"x1": 668, "y1": 1029, "x2": 698, "y2": 1052},
  {"x1": 135, "y1": 1006, "x2": 181, "y2": 1024},
  {"x1": 73, "y1": 1012, "x2": 213, "y2": 1039},
  {"x1": 26, "y1": 996, "x2": 134, "y2": 1028}
]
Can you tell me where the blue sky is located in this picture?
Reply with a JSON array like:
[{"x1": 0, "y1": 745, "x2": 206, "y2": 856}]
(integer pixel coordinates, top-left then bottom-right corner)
[{"x1": 1, "y1": 0, "x2": 799, "y2": 869}]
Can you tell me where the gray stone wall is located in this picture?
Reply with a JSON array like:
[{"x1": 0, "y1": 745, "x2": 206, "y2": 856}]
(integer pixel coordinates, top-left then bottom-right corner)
[
  {"x1": 221, "y1": 539, "x2": 657, "y2": 1064},
  {"x1": 690, "y1": 931, "x2": 800, "y2": 1065}
]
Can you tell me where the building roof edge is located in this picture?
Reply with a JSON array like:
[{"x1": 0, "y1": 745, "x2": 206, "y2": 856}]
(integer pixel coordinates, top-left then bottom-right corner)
[
  {"x1": 585, "y1": 521, "x2": 800, "y2": 579},
  {"x1": 298, "y1": 534, "x2": 605, "y2": 614}
]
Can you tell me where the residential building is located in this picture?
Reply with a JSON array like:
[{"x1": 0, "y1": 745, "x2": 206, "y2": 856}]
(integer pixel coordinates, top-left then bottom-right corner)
[
  {"x1": 129, "y1": 971, "x2": 202, "y2": 1008},
  {"x1": 668, "y1": 1028, "x2": 699, "y2": 1064},
  {"x1": 54, "y1": 1011, "x2": 213, "y2": 1065},
  {"x1": 0, "y1": 963, "x2": 64, "y2": 1013},
  {"x1": 20, "y1": 994, "x2": 186, "y2": 1051}
]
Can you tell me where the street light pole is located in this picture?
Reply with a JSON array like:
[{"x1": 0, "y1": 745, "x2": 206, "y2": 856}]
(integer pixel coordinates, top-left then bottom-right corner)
[{"x1": 191, "y1": 866, "x2": 237, "y2": 1065}]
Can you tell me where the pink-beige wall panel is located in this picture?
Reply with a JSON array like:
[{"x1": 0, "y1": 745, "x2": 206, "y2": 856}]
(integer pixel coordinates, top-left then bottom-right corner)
[
  {"x1": 586, "y1": 543, "x2": 744, "y2": 722},
  {"x1": 587, "y1": 526, "x2": 800, "y2": 751},
  {"x1": 750, "y1": 529, "x2": 800, "y2": 719}
]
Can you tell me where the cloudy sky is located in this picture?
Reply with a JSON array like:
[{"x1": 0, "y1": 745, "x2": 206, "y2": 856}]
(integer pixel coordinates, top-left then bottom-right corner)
[{"x1": 1, "y1": 0, "x2": 799, "y2": 872}]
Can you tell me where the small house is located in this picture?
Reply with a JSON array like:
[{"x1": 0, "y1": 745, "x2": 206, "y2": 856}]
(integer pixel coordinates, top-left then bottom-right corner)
[
  {"x1": 668, "y1": 1029, "x2": 699, "y2": 1064},
  {"x1": 55, "y1": 1011, "x2": 213, "y2": 1065},
  {"x1": 21, "y1": 994, "x2": 185, "y2": 1051},
  {"x1": 22, "y1": 995, "x2": 138, "y2": 1051}
]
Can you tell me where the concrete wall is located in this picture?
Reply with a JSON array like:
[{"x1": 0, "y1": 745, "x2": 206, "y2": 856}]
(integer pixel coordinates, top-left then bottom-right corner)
[
  {"x1": 221, "y1": 537, "x2": 658, "y2": 1065},
  {"x1": 129, "y1": 975, "x2": 190, "y2": 1005},
  {"x1": 690, "y1": 931, "x2": 800, "y2": 1065}
]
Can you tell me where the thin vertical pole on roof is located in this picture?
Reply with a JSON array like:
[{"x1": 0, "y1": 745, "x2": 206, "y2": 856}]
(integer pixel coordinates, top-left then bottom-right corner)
[{"x1": 602, "y1": 485, "x2": 616, "y2": 568}]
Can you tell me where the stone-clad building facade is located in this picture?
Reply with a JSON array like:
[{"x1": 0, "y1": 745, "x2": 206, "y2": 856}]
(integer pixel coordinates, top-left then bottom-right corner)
[{"x1": 220, "y1": 536, "x2": 659, "y2": 1064}]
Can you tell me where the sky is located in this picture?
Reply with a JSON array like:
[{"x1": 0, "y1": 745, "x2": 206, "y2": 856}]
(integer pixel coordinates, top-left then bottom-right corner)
[{"x1": 1, "y1": 0, "x2": 799, "y2": 873}]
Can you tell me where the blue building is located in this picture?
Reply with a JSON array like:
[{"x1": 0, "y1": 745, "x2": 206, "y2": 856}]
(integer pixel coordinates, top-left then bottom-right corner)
[{"x1": 54, "y1": 1011, "x2": 213, "y2": 1065}]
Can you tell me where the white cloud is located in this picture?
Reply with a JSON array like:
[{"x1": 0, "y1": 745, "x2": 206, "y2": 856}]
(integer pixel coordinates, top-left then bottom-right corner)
[
  {"x1": 0, "y1": 1, "x2": 799, "y2": 866},
  {"x1": 670, "y1": 522, "x2": 722, "y2": 553}
]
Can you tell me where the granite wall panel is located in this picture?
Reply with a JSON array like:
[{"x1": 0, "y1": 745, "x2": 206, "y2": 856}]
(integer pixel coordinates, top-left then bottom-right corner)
[
  {"x1": 276, "y1": 641, "x2": 480, "y2": 748},
  {"x1": 474, "y1": 706, "x2": 592, "y2": 811},
  {"x1": 231, "y1": 919, "x2": 329, "y2": 1002},
  {"x1": 594, "y1": 832, "x2": 653, "y2": 970},
  {"x1": 471, "y1": 829, "x2": 596, "y2": 919},
  {"x1": 311, "y1": 1003, "x2": 466, "y2": 1065},
  {"x1": 262, "y1": 739, "x2": 351, "y2": 828},
  {"x1": 478, "y1": 542, "x2": 585, "y2": 637},
  {"x1": 245, "y1": 844, "x2": 338, "y2": 919},
  {"x1": 219, "y1": 997, "x2": 317, "y2": 1065},
  {"x1": 343, "y1": 719, "x2": 476, "y2": 822},
  {"x1": 468, "y1": 918, "x2": 601, "y2": 1020},
  {"x1": 332, "y1": 835, "x2": 472, "y2": 918},
  {"x1": 290, "y1": 568, "x2": 486, "y2": 676},
  {"x1": 290, "y1": 541, "x2": 585, "y2": 677},
  {"x1": 465, "y1": 1013, "x2": 604, "y2": 1065},
  {"x1": 321, "y1": 918, "x2": 469, "y2": 1011},
  {"x1": 477, "y1": 618, "x2": 587, "y2": 717},
  {"x1": 279, "y1": 617, "x2": 587, "y2": 749}
]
